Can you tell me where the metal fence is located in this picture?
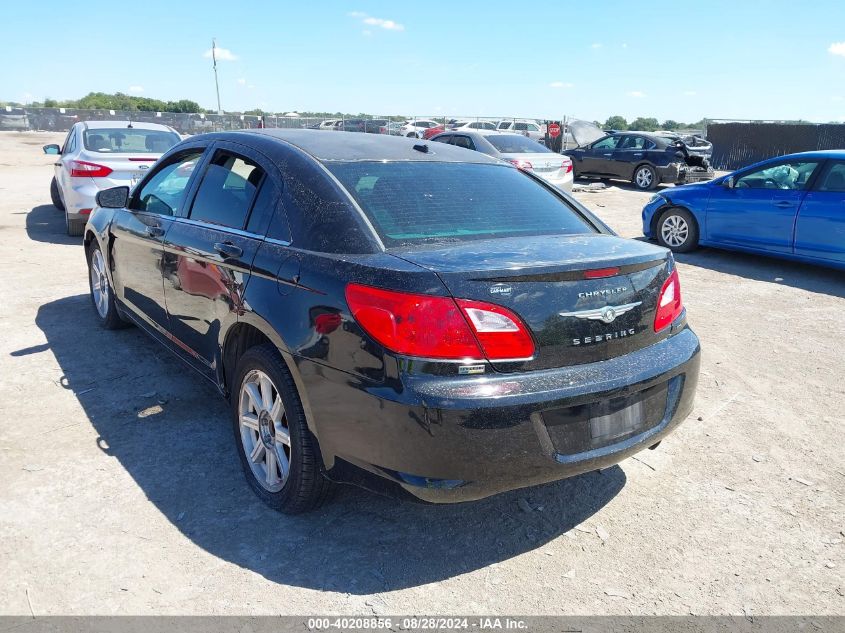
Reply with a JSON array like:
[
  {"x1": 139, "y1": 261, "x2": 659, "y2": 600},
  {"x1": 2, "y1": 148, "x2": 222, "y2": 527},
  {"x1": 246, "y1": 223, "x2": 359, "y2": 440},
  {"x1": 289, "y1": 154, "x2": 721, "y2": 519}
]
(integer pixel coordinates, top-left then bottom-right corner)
[
  {"x1": 706, "y1": 120, "x2": 845, "y2": 170},
  {"x1": 0, "y1": 107, "x2": 576, "y2": 143}
]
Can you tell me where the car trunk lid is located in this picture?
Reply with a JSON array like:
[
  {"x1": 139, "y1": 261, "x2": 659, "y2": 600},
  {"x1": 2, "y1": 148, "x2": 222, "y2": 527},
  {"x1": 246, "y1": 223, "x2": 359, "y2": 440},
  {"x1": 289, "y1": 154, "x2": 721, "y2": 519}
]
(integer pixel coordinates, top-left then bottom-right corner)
[
  {"x1": 390, "y1": 234, "x2": 674, "y2": 372},
  {"x1": 79, "y1": 150, "x2": 158, "y2": 190}
]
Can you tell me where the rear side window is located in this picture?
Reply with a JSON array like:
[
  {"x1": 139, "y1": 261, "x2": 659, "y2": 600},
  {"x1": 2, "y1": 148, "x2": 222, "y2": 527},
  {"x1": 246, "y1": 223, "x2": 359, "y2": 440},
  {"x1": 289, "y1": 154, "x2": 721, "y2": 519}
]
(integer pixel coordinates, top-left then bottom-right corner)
[
  {"x1": 485, "y1": 135, "x2": 551, "y2": 153},
  {"x1": 817, "y1": 162, "x2": 845, "y2": 192},
  {"x1": 190, "y1": 152, "x2": 264, "y2": 229},
  {"x1": 452, "y1": 136, "x2": 475, "y2": 150},
  {"x1": 327, "y1": 161, "x2": 593, "y2": 247}
]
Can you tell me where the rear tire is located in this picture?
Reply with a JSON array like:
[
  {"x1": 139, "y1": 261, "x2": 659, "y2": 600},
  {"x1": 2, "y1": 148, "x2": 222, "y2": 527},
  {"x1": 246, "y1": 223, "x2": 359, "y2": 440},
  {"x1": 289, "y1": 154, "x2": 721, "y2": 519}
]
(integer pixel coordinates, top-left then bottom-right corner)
[
  {"x1": 50, "y1": 177, "x2": 65, "y2": 211},
  {"x1": 633, "y1": 164, "x2": 658, "y2": 191},
  {"x1": 656, "y1": 208, "x2": 699, "y2": 253},
  {"x1": 232, "y1": 344, "x2": 334, "y2": 514}
]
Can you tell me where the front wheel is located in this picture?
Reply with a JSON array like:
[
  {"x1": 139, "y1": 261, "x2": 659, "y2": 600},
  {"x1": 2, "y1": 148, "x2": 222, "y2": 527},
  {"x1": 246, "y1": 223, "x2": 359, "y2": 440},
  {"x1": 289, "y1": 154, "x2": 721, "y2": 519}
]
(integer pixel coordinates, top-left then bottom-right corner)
[
  {"x1": 87, "y1": 243, "x2": 128, "y2": 328},
  {"x1": 232, "y1": 344, "x2": 334, "y2": 514},
  {"x1": 633, "y1": 164, "x2": 658, "y2": 191},
  {"x1": 656, "y1": 208, "x2": 699, "y2": 253}
]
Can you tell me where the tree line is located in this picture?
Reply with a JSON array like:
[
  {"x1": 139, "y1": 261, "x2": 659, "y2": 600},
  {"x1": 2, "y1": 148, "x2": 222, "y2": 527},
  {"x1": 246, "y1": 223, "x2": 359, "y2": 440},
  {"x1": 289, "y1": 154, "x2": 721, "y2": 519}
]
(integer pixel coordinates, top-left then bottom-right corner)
[
  {"x1": 601, "y1": 115, "x2": 706, "y2": 132},
  {"x1": 10, "y1": 92, "x2": 205, "y2": 114}
]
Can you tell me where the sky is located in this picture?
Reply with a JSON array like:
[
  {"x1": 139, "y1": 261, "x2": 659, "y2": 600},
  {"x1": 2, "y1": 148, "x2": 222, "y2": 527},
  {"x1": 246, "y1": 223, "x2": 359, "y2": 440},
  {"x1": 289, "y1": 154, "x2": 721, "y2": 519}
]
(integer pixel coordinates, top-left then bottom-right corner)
[{"x1": 2, "y1": 0, "x2": 845, "y2": 123}]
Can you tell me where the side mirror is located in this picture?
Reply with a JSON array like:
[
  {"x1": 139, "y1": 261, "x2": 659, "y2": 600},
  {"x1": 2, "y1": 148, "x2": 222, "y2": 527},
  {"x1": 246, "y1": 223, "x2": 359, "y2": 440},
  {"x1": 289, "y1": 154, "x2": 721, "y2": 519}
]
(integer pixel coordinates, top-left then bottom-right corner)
[
  {"x1": 43, "y1": 144, "x2": 60, "y2": 155},
  {"x1": 724, "y1": 176, "x2": 735, "y2": 189},
  {"x1": 96, "y1": 186, "x2": 130, "y2": 209}
]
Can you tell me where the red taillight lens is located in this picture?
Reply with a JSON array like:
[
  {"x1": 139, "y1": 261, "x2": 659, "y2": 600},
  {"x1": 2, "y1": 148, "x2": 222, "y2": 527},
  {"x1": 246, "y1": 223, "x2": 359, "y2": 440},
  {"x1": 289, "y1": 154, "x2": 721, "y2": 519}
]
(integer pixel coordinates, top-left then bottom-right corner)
[
  {"x1": 79, "y1": 208, "x2": 92, "y2": 215},
  {"x1": 345, "y1": 283, "x2": 535, "y2": 361},
  {"x1": 69, "y1": 160, "x2": 112, "y2": 178},
  {"x1": 562, "y1": 159, "x2": 573, "y2": 174},
  {"x1": 508, "y1": 158, "x2": 533, "y2": 170},
  {"x1": 654, "y1": 269, "x2": 683, "y2": 332},
  {"x1": 584, "y1": 267, "x2": 620, "y2": 279}
]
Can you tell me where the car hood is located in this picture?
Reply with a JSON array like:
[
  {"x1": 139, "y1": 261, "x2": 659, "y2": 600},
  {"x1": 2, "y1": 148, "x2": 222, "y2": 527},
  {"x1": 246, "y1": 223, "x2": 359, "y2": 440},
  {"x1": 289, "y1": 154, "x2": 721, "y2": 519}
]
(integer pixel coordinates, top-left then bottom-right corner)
[{"x1": 568, "y1": 119, "x2": 606, "y2": 147}]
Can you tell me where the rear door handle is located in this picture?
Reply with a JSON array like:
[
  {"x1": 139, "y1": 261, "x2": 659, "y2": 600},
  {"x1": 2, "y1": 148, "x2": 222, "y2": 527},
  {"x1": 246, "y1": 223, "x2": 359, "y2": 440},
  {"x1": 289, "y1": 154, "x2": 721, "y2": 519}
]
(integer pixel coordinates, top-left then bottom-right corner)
[
  {"x1": 146, "y1": 225, "x2": 165, "y2": 237},
  {"x1": 774, "y1": 201, "x2": 795, "y2": 208},
  {"x1": 54, "y1": 162, "x2": 62, "y2": 167},
  {"x1": 214, "y1": 241, "x2": 243, "y2": 259}
]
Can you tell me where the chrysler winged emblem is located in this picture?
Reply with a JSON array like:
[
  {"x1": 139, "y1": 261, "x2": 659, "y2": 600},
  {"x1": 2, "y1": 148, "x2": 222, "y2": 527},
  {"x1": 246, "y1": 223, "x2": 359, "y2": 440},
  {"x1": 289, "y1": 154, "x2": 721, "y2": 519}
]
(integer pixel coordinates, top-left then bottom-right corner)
[{"x1": 558, "y1": 301, "x2": 641, "y2": 324}]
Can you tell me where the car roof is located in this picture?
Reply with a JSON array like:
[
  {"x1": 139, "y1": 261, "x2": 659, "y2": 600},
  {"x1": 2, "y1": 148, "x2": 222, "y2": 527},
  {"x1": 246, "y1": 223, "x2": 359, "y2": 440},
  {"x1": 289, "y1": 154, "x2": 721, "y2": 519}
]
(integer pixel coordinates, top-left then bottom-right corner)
[
  {"x1": 231, "y1": 129, "x2": 503, "y2": 163},
  {"x1": 82, "y1": 120, "x2": 176, "y2": 132}
]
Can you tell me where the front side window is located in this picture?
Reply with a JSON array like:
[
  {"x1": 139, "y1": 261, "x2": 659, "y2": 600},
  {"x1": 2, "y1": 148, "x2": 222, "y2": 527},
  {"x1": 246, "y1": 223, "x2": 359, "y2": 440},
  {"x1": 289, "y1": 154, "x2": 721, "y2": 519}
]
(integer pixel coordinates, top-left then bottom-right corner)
[
  {"x1": 592, "y1": 136, "x2": 620, "y2": 150},
  {"x1": 189, "y1": 152, "x2": 264, "y2": 229},
  {"x1": 817, "y1": 161, "x2": 845, "y2": 192},
  {"x1": 327, "y1": 161, "x2": 593, "y2": 247},
  {"x1": 736, "y1": 160, "x2": 820, "y2": 191},
  {"x1": 83, "y1": 128, "x2": 180, "y2": 154},
  {"x1": 131, "y1": 150, "x2": 204, "y2": 216},
  {"x1": 514, "y1": 122, "x2": 528, "y2": 131}
]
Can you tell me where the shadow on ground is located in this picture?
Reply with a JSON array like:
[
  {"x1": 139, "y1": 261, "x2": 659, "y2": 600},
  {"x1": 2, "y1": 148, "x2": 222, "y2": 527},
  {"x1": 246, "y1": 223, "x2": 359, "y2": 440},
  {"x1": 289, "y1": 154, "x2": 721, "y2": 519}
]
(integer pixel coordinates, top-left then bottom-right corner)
[
  {"x1": 29, "y1": 294, "x2": 626, "y2": 594},
  {"x1": 26, "y1": 204, "x2": 79, "y2": 245},
  {"x1": 673, "y1": 247, "x2": 845, "y2": 299}
]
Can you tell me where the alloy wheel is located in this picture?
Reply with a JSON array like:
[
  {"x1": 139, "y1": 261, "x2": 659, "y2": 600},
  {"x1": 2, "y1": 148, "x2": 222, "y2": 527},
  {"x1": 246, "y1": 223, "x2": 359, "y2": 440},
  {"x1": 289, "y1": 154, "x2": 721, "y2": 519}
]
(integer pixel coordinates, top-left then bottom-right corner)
[
  {"x1": 238, "y1": 369, "x2": 291, "y2": 492},
  {"x1": 636, "y1": 167, "x2": 654, "y2": 188},
  {"x1": 90, "y1": 249, "x2": 110, "y2": 318},
  {"x1": 661, "y1": 215, "x2": 689, "y2": 248}
]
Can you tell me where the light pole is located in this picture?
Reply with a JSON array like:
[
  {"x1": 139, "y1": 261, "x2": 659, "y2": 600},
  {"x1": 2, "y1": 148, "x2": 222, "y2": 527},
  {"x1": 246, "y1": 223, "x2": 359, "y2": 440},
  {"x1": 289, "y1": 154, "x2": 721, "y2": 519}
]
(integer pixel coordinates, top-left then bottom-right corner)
[{"x1": 212, "y1": 38, "x2": 222, "y2": 114}]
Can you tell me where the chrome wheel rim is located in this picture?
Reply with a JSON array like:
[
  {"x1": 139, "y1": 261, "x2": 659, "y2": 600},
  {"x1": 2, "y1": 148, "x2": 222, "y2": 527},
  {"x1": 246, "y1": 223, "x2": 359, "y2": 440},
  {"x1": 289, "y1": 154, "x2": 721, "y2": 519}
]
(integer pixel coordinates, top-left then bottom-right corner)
[
  {"x1": 661, "y1": 215, "x2": 689, "y2": 247},
  {"x1": 90, "y1": 249, "x2": 109, "y2": 318},
  {"x1": 238, "y1": 369, "x2": 290, "y2": 492},
  {"x1": 636, "y1": 167, "x2": 653, "y2": 188}
]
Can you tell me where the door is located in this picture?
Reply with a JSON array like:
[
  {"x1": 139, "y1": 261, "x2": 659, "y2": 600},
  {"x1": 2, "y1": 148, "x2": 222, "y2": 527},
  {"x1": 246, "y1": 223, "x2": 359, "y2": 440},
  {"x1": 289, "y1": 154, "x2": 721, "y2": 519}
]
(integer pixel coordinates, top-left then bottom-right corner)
[
  {"x1": 795, "y1": 160, "x2": 845, "y2": 264},
  {"x1": 610, "y1": 135, "x2": 654, "y2": 178},
  {"x1": 55, "y1": 126, "x2": 78, "y2": 200},
  {"x1": 705, "y1": 159, "x2": 821, "y2": 253},
  {"x1": 111, "y1": 147, "x2": 208, "y2": 334},
  {"x1": 574, "y1": 136, "x2": 620, "y2": 176},
  {"x1": 162, "y1": 142, "x2": 273, "y2": 376}
]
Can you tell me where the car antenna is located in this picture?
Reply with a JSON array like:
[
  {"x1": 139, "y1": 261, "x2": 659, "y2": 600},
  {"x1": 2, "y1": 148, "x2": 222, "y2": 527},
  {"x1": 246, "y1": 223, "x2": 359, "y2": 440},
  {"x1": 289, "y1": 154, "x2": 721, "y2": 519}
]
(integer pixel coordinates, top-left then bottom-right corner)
[{"x1": 412, "y1": 143, "x2": 429, "y2": 153}]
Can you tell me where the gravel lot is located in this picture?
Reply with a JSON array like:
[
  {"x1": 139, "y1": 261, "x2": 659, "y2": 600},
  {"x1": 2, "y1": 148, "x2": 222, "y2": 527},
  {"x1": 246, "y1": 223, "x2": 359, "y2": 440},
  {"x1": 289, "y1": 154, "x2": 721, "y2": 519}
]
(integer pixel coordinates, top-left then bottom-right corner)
[{"x1": 0, "y1": 131, "x2": 842, "y2": 616}]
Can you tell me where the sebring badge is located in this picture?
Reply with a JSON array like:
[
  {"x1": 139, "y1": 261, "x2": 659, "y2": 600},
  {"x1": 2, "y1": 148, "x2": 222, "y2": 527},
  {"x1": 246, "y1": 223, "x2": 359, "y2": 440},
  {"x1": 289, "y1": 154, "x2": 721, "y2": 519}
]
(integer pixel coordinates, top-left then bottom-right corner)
[{"x1": 558, "y1": 301, "x2": 641, "y2": 324}]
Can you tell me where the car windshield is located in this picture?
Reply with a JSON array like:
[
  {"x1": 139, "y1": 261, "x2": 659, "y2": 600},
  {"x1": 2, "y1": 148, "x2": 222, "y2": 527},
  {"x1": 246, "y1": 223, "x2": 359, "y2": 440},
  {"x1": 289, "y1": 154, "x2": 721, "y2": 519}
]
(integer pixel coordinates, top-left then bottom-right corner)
[
  {"x1": 485, "y1": 135, "x2": 551, "y2": 154},
  {"x1": 82, "y1": 128, "x2": 180, "y2": 154},
  {"x1": 327, "y1": 161, "x2": 593, "y2": 247}
]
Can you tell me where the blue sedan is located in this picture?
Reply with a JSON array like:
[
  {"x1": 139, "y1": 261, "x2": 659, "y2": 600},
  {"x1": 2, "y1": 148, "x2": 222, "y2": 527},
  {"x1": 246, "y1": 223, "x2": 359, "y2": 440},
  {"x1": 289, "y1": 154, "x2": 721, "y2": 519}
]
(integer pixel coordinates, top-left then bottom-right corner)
[{"x1": 642, "y1": 150, "x2": 845, "y2": 269}]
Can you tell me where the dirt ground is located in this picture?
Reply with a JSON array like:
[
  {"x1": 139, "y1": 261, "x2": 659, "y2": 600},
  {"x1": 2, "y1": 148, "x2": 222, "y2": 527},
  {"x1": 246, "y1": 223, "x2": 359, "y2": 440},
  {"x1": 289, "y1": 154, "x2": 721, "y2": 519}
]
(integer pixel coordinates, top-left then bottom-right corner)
[{"x1": 0, "y1": 131, "x2": 842, "y2": 616}]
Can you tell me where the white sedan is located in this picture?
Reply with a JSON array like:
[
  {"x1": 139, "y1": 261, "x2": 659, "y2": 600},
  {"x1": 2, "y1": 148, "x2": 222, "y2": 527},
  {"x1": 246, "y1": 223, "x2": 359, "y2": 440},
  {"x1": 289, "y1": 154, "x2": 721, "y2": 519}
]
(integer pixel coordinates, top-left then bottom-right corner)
[
  {"x1": 43, "y1": 120, "x2": 181, "y2": 235},
  {"x1": 399, "y1": 120, "x2": 441, "y2": 138}
]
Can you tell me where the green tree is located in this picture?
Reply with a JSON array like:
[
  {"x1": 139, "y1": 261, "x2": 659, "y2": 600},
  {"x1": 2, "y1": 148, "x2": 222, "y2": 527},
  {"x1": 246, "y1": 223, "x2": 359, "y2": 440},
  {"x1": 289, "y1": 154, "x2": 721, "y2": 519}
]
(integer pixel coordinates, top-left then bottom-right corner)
[
  {"x1": 604, "y1": 115, "x2": 628, "y2": 130},
  {"x1": 662, "y1": 119, "x2": 680, "y2": 130},
  {"x1": 629, "y1": 117, "x2": 659, "y2": 131}
]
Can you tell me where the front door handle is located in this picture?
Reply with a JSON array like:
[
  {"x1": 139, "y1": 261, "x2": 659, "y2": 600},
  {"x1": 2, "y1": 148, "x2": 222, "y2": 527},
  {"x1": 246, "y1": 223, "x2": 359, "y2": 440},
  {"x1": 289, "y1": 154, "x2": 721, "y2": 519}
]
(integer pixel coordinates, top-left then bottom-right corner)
[
  {"x1": 774, "y1": 200, "x2": 795, "y2": 208},
  {"x1": 214, "y1": 241, "x2": 243, "y2": 259},
  {"x1": 54, "y1": 161, "x2": 62, "y2": 167},
  {"x1": 603, "y1": 153, "x2": 613, "y2": 156},
  {"x1": 146, "y1": 225, "x2": 165, "y2": 237}
]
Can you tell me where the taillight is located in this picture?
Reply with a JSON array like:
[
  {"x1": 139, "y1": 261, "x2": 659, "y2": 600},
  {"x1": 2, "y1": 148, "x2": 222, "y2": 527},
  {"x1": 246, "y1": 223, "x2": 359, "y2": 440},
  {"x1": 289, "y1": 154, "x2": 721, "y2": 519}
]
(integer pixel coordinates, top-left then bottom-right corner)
[
  {"x1": 69, "y1": 160, "x2": 112, "y2": 178},
  {"x1": 79, "y1": 208, "x2": 92, "y2": 215},
  {"x1": 562, "y1": 159, "x2": 573, "y2": 174},
  {"x1": 584, "y1": 267, "x2": 620, "y2": 279},
  {"x1": 654, "y1": 269, "x2": 683, "y2": 332},
  {"x1": 508, "y1": 158, "x2": 533, "y2": 170},
  {"x1": 345, "y1": 283, "x2": 535, "y2": 361}
]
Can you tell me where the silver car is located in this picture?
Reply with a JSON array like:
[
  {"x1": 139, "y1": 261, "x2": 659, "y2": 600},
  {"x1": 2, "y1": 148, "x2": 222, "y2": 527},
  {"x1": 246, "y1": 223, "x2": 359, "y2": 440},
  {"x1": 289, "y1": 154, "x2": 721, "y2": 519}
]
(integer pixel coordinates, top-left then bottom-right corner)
[
  {"x1": 43, "y1": 121, "x2": 180, "y2": 235},
  {"x1": 431, "y1": 131, "x2": 574, "y2": 192}
]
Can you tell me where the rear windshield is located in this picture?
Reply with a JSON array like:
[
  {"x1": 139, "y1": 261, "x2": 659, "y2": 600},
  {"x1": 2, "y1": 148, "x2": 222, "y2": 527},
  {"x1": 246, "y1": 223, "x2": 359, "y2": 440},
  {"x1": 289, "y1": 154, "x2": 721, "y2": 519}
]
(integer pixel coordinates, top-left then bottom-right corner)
[
  {"x1": 327, "y1": 161, "x2": 593, "y2": 247},
  {"x1": 485, "y1": 135, "x2": 552, "y2": 154},
  {"x1": 83, "y1": 128, "x2": 180, "y2": 154}
]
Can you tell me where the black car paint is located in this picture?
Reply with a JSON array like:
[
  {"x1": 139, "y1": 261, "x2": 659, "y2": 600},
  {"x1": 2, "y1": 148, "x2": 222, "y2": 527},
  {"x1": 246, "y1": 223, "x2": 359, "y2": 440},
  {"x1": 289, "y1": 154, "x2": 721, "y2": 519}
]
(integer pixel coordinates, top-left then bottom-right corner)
[
  {"x1": 85, "y1": 130, "x2": 700, "y2": 503},
  {"x1": 565, "y1": 132, "x2": 704, "y2": 185}
]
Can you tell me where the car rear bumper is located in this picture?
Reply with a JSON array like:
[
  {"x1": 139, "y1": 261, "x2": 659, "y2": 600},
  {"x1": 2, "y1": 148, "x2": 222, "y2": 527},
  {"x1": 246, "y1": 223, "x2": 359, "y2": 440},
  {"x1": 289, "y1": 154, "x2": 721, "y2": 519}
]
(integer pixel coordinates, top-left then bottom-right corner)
[{"x1": 303, "y1": 325, "x2": 700, "y2": 503}]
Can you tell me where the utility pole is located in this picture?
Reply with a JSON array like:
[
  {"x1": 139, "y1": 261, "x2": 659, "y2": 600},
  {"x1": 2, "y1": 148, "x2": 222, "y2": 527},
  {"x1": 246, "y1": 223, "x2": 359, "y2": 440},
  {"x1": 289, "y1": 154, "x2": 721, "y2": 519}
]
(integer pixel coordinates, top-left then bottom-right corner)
[{"x1": 212, "y1": 38, "x2": 222, "y2": 114}]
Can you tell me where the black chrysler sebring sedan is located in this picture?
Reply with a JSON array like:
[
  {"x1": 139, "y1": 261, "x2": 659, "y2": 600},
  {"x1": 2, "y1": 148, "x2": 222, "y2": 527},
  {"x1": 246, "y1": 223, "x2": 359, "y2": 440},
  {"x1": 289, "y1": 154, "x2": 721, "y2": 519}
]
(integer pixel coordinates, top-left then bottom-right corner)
[{"x1": 84, "y1": 130, "x2": 700, "y2": 513}]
